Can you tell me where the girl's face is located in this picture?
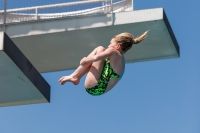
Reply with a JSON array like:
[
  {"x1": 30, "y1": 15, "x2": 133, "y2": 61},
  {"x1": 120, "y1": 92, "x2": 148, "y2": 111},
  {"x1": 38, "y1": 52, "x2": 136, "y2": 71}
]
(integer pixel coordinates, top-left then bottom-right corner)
[{"x1": 108, "y1": 38, "x2": 119, "y2": 48}]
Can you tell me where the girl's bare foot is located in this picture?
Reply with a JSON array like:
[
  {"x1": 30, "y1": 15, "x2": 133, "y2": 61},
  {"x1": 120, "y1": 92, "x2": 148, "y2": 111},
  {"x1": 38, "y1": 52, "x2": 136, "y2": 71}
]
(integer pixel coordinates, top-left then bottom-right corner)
[{"x1": 58, "y1": 76, "x2": 80, "y2": 85}]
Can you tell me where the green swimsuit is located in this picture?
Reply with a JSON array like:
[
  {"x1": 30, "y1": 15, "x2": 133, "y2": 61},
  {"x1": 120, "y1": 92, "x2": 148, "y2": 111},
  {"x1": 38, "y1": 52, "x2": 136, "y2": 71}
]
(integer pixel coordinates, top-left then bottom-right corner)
[{"x1": 86, "y1": 58, "x2": 124, "y2": 96}]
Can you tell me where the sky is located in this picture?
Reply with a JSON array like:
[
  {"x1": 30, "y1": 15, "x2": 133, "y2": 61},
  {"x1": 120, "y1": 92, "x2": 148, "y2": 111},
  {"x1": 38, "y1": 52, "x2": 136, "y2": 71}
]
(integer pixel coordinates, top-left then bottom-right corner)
[{"x1": 0, "y1": 0, "x2": 200, "y2": 133}]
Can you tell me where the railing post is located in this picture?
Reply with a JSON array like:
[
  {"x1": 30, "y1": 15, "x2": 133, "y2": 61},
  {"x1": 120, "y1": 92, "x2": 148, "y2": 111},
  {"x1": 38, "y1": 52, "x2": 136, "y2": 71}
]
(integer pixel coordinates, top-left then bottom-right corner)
[
  {"x1": 4, "y1": 0, "x2": 7, "y2": 32},
  {"x1": 102, "y1": 1, "x2": 104, "y2": 12},
  {"x1": 131, "y1": 0, "x2": 134, "y2": 10},
  {"x1": 35, "y1": 8, "x2": 38, "y2": 20},
  {"x1": 110, "y1": 0, "x2": 113, "y2": 25}
]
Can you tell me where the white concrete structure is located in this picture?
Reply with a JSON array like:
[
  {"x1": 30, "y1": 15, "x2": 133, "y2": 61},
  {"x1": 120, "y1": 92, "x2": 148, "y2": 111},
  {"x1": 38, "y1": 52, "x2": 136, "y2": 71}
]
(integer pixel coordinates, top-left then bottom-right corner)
[
  {"x1": 0, "y1": 32, "x2": 50, "y2": 107},
  {"x1": 0, "y1": 8, "x2": 179, "y2": 73}
]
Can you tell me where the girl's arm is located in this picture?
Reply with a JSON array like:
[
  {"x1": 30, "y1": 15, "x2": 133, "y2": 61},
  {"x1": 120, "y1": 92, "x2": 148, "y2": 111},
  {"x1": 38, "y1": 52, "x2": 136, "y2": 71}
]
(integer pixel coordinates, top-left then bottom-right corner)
[{"x1": 80, "y1": 48, "x2": 115, "y2": 65}]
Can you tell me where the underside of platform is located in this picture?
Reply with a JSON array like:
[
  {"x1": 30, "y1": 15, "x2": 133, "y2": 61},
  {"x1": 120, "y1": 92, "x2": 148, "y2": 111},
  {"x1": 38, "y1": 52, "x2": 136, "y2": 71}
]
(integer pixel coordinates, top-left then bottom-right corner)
[
  {"x1": 0, "y1": 32, "x2": 50, "y2": 107},
  {"x1": 1, "y1": 8, "x2": 179, "y2": 73}
]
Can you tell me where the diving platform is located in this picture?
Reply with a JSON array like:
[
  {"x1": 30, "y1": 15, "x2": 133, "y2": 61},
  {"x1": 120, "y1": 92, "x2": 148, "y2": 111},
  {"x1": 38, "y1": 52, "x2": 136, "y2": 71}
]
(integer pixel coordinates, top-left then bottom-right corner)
[
  {"x1": 0, "y1": 32, "x2": 50, "y2": 107},
  {"x1": 0, "y1": 8, "x2": 179, "y2": 73}
]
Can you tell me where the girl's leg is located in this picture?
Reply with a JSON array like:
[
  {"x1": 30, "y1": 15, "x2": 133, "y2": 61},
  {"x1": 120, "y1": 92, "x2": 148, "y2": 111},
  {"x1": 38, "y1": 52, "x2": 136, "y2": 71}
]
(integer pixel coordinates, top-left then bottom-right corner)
[
  {"x1": 59, "y1": 46, "x2": 105, "y2": 85},
  {"x1": 84, "y1": 46, "x2": 106, "y2": 88}
]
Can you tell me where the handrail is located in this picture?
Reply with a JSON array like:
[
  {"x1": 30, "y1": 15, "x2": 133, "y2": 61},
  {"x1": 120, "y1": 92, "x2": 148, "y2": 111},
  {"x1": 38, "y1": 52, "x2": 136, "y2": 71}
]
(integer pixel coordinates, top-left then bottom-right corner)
[
  {"x1": 35, "y1": 0, "x2": 129, "y2": 17},
  {"x1": 31, "y1": 1, "x2": 128, "y2": 16},
  {"x1": 0, "y1": 0, "x2": 108, "y2": 13},
  {"x1": 0, "y1": 0, "x2": 132, "y2": 24}
]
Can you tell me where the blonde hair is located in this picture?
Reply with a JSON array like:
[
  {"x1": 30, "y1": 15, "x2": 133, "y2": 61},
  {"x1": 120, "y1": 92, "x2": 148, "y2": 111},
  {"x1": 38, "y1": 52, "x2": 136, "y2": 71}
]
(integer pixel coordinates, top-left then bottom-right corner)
[{"x1": 113, "y1": 30, "x2": 149, "y2": 53}]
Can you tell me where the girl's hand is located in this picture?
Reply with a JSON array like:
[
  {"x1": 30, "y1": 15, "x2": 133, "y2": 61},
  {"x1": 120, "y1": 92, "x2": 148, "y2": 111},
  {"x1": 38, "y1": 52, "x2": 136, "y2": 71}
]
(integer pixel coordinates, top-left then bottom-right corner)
[{"x1": 80, "y1": 57, "x2": 87, "y2": 65}]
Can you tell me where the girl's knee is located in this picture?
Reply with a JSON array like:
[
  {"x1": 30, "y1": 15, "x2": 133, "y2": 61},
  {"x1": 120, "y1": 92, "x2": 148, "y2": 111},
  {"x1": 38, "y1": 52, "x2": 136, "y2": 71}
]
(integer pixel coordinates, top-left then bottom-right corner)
[{"x1": 97, "y1": 46, "x2": 105, "y2": 52}]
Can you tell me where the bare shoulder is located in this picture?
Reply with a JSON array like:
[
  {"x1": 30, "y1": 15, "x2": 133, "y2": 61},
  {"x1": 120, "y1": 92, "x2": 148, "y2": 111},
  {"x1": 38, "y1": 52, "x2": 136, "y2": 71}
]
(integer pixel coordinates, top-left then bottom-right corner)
[{"x1": 106, "y1": 47, "x2": 117, "y2": 54}]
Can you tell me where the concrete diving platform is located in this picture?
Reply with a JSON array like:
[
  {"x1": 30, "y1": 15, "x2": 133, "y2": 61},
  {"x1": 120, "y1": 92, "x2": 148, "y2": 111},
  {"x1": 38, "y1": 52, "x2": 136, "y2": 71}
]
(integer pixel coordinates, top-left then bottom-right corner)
[
  {"x1": 3, "y1": 8, "x2": 179, "y2": 73},
  {"x1": 0, "y1": 32, "x2": 50, "y2": 107}
]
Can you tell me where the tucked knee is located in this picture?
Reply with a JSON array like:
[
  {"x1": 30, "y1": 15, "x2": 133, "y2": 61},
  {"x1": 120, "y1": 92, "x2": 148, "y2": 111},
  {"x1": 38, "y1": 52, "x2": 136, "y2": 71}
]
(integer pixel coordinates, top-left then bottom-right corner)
[{"x1": 97, "y1": 46, "x2": 105, "y2": 52}]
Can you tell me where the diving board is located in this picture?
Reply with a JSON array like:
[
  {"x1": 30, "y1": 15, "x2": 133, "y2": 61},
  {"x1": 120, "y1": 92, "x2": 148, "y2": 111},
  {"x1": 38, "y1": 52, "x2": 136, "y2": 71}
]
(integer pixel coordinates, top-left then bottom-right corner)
[{"x1": 0, "y1": 32, "x2": 50, "y2": 107}]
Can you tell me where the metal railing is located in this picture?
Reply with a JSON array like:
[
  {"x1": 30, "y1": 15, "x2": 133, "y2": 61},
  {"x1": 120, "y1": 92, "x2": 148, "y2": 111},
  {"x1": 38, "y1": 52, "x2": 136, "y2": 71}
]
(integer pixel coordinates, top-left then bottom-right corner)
[{"x1": 0, "y1": 0, "x2": 132, "y2": 25}]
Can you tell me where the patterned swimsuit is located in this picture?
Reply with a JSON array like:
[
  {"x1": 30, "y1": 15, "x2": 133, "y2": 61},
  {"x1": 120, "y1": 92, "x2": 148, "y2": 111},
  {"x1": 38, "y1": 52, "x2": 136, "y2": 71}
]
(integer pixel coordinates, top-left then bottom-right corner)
[{"x1": 86, "y1": 58, "x2": 124, "y2": 96}]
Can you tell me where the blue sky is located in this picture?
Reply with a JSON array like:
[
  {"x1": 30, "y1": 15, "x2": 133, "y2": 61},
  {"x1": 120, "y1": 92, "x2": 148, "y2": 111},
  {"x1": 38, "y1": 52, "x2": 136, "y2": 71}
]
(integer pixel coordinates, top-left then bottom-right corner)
[{"x1": 0, "y1": 0, "x2": 200, "y2": 133}]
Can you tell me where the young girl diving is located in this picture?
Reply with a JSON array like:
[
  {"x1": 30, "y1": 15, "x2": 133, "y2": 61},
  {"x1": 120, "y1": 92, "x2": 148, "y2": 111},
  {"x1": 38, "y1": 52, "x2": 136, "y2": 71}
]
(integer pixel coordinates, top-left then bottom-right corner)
[{"x1": 58, "y1": 31, "x2": 148, "y2": 96}]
